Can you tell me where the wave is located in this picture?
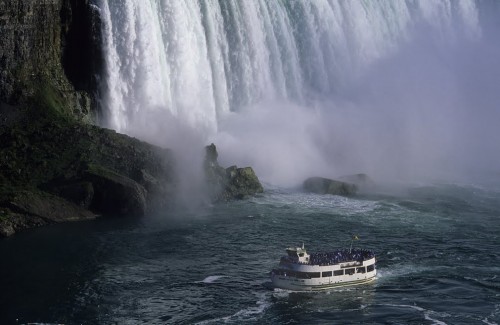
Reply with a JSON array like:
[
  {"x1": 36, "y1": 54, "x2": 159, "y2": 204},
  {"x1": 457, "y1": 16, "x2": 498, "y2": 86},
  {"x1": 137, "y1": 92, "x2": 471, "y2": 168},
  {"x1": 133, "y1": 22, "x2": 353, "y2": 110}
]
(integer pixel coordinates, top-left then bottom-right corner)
[
  {"x1": 194, "y1": 292, "x2": 270, "y2": 324},
  {"x1": 382, "y1": 304, "x2": 450, "y2": 325},
  {"x1": 197, "y1": 275, "x2": 228, "y2": 284}
]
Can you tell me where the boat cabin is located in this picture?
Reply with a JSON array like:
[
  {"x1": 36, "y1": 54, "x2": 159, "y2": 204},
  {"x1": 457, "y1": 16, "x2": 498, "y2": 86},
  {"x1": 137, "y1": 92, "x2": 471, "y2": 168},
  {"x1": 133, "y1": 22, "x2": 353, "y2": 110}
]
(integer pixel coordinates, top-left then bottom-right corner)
[{"x1": 285, "y1": 244, "x2": 310, "y2": 264}]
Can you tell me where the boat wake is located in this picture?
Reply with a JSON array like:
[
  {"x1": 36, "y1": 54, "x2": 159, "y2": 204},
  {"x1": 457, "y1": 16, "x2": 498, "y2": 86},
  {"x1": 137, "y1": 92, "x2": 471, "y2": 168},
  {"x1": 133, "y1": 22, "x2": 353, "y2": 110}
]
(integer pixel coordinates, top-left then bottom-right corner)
[
  {"x1": 194, "y1": 292, "x2": 270, "y2": 324},
  {"x1": 381, "y1": 303, "x2": 450, "y2": 325},
  {"x1": 376, "y1": 264, "x2": 434, "y2": 283},
  {"x1": 197, "y1": 275, "x2": 228, "y2": 284}
]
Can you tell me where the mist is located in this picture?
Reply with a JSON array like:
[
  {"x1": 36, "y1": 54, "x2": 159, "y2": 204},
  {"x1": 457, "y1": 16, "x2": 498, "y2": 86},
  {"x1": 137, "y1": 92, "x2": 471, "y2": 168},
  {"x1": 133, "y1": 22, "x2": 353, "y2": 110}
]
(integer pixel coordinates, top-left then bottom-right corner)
[
  {"x1": 214, "y1": 23, "x2": 500, "y2": 187},
  {"x1": 118, "y1": 108, "x2": 210, "y2": 211}
]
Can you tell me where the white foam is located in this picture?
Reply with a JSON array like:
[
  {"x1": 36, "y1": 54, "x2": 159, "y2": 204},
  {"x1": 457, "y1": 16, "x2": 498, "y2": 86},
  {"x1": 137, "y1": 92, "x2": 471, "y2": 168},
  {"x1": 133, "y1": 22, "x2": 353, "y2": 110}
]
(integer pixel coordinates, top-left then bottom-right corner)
[
  {"x1": 384, "y1": 304, "x2": 450, "y2": 325},
  {"x1": 195, "y1": 292, "x2": 270, "y2": 324},
  {"x1": 198, "y1": 275, "x2": 228, "y2": 284}
]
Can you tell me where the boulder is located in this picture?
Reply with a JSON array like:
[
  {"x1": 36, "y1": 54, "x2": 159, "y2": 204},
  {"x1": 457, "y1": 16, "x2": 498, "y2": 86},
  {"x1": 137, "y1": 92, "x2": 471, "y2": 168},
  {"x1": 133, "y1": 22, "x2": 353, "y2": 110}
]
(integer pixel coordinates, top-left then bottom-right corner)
[
  {"x1": 84, "y1": 165, "x2": 147, "y2": 216},
  {"x1": 204, "y1": 144, "x2": 264, "y2": 201},
  {"x1": 303, "y1": 177, "x2": 357, "y2": 196},
  {"x1": 223, "y1": 166, "x2": 264, "y2": 200}
]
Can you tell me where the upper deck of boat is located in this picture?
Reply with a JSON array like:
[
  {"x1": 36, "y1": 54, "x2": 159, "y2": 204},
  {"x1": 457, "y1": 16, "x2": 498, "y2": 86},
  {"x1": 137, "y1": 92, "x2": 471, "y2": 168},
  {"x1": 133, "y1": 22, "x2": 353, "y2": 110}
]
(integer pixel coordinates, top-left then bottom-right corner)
[{"x1": 280, "y1": 248, "x2": 375, "y2": 266}]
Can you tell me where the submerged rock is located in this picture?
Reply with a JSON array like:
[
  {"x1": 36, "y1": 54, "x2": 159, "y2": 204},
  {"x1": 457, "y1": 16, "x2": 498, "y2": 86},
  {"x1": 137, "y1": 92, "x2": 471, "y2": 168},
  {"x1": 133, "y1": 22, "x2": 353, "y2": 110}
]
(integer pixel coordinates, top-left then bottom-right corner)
[
  {"x1": 303, "y1": 177, "x2": 357, "y2": 196},
  {"x1": 337, "y1": 173, "x2": 375, "y2": 192}
]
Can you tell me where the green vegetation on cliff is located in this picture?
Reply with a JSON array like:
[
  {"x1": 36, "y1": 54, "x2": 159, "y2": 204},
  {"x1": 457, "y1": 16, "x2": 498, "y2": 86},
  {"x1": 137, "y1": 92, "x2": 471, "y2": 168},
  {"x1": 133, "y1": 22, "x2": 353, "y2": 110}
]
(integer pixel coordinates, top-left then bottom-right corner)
[{"x1": 0, "y1": 94, "x2": 176, "y2": 236}]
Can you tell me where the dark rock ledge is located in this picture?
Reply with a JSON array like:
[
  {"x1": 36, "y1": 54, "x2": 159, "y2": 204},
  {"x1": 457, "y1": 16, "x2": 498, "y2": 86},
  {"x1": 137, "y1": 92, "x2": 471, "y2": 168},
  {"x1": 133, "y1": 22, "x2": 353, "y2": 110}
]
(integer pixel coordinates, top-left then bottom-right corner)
[
  {"x1": 0, "y1": 114, "x2": 175, "y2": 236},
  {"x1": 0, "y1": 117, "x2": 264, "y2": 237}
]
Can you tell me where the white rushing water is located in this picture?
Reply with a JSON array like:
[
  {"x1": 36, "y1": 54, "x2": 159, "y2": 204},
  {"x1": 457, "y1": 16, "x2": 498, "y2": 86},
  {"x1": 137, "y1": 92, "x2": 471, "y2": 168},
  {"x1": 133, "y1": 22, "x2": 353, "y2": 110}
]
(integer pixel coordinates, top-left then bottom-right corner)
[
  {"x1": 96, "y1": 0, "x2": 481, "y2": 136},
  {"x1": 95, "y1": 0, "x2": 500, "y2": 186}
]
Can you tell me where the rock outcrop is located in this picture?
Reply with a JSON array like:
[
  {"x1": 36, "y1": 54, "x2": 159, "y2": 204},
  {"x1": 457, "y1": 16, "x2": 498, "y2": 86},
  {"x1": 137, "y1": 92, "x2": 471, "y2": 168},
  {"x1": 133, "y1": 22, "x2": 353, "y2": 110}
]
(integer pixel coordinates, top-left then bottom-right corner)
[
  {"x1": 204, "y1": 144, "x2": 264, "y2": 201},
  {"x1": 0, "y1": 113, "x2": 175, "y2": 236},
  {"x1": 0, "y1": 119, "x2": 265, "y2": 236},
  {"x1": 303, "y1": 177, "x2": 357, "y2": 196}
]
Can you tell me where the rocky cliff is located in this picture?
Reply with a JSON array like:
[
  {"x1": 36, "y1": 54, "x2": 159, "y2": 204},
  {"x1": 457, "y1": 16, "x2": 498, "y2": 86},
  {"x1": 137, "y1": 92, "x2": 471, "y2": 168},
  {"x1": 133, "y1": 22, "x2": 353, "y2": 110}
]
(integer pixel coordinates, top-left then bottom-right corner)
[
  {"x1": 0, "y1": 0, "x2": 101, "y2": 120},
  {"x1": 0, "y1": 112, "x2": 175, "y2": 236}
]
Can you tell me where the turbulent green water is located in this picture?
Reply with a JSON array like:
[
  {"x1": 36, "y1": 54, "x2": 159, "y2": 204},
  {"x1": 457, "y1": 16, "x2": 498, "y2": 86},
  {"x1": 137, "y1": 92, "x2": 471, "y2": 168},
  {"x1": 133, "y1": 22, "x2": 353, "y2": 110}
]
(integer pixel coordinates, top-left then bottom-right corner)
[{"x1": 1, "y1": 183, "x2": 500, "y2": 324}]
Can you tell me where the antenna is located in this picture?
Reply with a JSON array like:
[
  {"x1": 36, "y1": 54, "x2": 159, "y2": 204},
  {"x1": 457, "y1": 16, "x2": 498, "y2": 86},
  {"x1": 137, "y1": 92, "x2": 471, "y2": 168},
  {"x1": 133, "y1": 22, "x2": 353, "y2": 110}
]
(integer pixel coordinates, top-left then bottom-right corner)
[{"x1": 349, "y1": 234, "x2": 359, "y2": 253}]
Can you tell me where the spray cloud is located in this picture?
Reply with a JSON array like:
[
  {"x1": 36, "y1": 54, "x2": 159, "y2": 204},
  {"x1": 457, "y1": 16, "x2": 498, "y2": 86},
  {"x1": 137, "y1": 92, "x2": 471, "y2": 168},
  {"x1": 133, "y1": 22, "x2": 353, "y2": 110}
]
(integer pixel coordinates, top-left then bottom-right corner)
[{"x1": 97, "y1": 0, "x2": 500, "y2": 190}]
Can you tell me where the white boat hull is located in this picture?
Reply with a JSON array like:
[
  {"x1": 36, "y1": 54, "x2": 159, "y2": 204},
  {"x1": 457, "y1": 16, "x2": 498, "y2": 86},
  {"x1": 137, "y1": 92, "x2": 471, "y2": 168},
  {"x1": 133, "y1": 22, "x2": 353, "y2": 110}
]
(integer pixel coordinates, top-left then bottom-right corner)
[
  {"x1": 271, "y1": 269, "x2": 376, "y2": 291},
  {"x1": 270, "y1": 256, "x2": 377, "y2": 291}
]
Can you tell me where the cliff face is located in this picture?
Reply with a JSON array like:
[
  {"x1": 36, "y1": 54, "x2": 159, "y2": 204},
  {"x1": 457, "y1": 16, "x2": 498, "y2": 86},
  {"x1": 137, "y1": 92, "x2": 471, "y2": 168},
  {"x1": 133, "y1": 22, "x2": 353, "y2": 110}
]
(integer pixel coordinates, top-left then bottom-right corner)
[
  {"x1": 0, "y1": 116, "x2": 176, "y2": 237},
  {"x1": 0, "y1": 0, "x2": 101, "y2": 120}
]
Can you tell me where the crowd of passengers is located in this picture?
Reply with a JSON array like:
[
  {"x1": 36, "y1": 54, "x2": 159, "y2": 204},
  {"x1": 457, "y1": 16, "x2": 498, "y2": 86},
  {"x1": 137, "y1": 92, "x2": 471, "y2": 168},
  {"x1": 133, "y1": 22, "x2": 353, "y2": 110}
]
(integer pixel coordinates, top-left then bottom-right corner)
[{"x1": 281, "y1": 249, "x2": 375, "y2": 265}]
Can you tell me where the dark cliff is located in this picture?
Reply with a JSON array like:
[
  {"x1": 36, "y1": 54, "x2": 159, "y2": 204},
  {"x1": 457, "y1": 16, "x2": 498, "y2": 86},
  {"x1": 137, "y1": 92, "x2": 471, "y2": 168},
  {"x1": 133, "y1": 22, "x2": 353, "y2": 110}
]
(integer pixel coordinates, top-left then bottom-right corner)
[
  {"x1": 0, "y1": 0, "x2": 101, "y2": 120},
  {"x1": 0, "y1": 0, "x2": 167, "y2": 236}
]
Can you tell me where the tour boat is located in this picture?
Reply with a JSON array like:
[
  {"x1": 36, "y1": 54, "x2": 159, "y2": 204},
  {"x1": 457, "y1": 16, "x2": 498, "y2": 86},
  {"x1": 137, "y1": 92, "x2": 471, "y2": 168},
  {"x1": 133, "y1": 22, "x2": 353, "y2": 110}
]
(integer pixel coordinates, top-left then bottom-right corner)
[{"x1": 270, "y1": 244, "x2": 376, "y2": 291}]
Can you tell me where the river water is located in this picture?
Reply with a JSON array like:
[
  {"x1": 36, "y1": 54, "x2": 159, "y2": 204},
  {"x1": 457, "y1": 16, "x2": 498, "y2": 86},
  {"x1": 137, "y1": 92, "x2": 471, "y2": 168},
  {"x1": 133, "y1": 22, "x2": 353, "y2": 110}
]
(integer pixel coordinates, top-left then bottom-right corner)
[{"x1": 1, "y1": 182, "x2": 499, "y2": 324}]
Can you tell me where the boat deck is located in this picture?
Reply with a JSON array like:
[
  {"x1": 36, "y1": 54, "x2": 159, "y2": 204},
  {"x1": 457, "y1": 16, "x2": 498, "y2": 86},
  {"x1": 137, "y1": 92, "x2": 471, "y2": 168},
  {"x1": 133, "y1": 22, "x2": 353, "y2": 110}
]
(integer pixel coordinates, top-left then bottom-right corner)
[{"x1": 280, "y1": 248, "x2": 375, "y2": 266}]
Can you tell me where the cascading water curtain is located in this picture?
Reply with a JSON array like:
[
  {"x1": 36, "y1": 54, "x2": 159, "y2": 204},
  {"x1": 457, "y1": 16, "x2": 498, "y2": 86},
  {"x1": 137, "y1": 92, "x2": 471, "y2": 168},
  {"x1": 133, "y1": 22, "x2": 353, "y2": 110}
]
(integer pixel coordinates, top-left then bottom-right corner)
[{"x1": 96, "y1": 0, "x2": 481, "y2": 138}]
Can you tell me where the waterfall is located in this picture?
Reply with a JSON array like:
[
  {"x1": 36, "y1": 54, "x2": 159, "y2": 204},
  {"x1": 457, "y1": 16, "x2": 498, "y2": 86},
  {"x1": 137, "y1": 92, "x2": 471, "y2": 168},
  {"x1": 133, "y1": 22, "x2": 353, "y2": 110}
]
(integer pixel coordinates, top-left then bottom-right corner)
[
  {"x1": 95, "y1": 0, "x2": 500, "y2": 185},
  {"x1": 96, "y1": 0, "x2": 481, "y2": 135}
]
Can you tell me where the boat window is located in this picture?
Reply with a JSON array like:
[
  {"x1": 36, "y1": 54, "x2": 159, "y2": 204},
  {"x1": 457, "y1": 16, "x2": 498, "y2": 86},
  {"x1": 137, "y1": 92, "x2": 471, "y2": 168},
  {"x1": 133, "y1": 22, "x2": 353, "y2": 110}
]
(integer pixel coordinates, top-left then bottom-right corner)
[
  {"x1": 356, "y1": 267, "x2": 366, "y2": 273},
  {"x1": 367, "y1": 264, "x2": 375, "y2": 272},
  {"x1": 334, "y1": 270, "x2": 343, "y2": 276},
  {"x1": 309, "y1": 272, "x2": 321, "y2": 278},
  {"x1": 294, "y1": 272, "x2": 306, "y2": 279},
  {"x1": 322, "y1": 271, "x2": 332, "y2": 277},
  {"x1": 345, "y1": 268, "x2": 355, "y2": 275}
]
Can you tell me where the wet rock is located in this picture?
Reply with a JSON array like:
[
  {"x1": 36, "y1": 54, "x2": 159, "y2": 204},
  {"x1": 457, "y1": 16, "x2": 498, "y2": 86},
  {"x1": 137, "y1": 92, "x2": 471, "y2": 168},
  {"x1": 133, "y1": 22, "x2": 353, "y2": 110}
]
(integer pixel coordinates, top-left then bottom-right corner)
[
  {"x1": 337, "y1": 173, "x2": 375, "y2": 191},
  {"x1": 0, "y1": 117, "x2": 175, "y2": 236},
  {"x1": 304, "y1": 177, "x2": 357, "y2": 196},
  {"x1": 5, "y1": 190, "x2": 97, "y2": 223},
  {"x1": 204, "y1": 144, "x2": 264, "y2": 201},
  {"x1": 0, "y1": 210, "x2": 46, "y2": 237}
]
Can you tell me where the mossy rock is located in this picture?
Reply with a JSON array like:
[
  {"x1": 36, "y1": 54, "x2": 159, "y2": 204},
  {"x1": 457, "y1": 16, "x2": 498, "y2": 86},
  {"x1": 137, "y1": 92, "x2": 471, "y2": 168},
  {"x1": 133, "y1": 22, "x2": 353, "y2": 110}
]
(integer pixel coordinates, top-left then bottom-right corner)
[{"x1": 204, "y1": 144, "x2": 264, "y2": 201}]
